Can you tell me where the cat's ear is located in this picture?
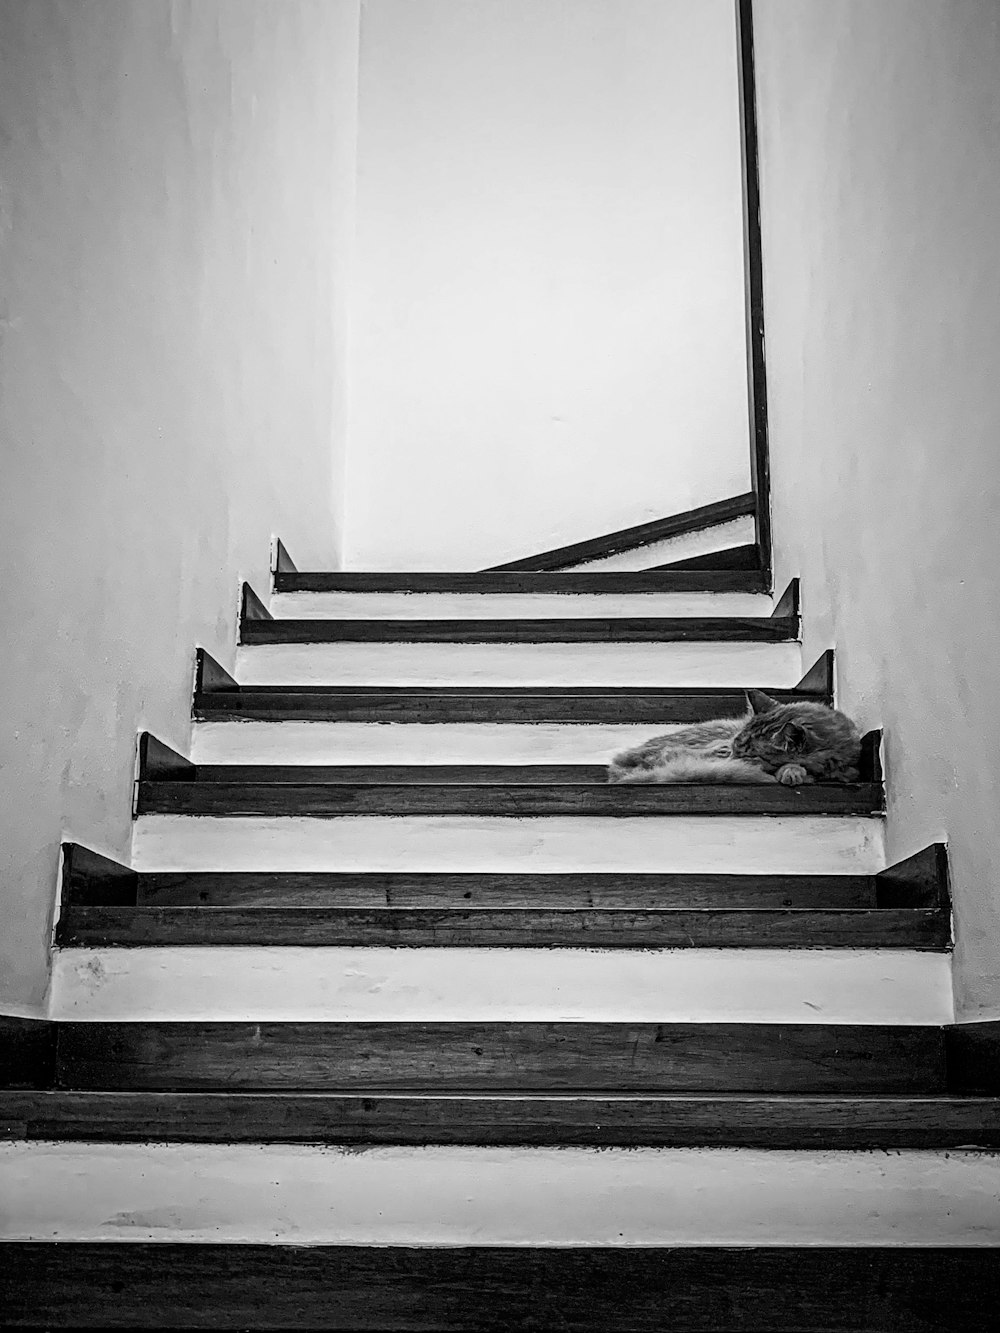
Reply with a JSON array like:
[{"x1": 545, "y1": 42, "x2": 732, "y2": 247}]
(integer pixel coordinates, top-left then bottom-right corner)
[{"x1": 746, "y1": 689, "x2": 778, "y2": 715}]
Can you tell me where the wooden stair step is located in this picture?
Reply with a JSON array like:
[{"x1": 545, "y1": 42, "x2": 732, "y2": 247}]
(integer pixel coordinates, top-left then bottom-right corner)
[
  {"x1": 4, "y1": 1019, "x2": 954, "y2": 1093},
  {"x1": 240, "y1": 614, "x2": 798, "y2": 645},
  {"x1": 64, "y1": 857, "x2": 896, "y2": 909},
  {"x1": 274, "y1": 569, "x2": 768, "y2": 594},
  {"x1": 183, "y1": 762, "x2": 612, "y2": 784},
  {"x1": 195, "y1": 687, "x2": 824, "y2": 723},
  {"x1": 4, "y1": 1243, "x2": 997, "y2": 1331},
  {"x1": 135, "y1": 780, "x2": 884, "y2": 816},
  {"x1": 193, "y1": 645, "x2": 833, "y2": 722},
  {"x1": 133, "y1": 725, "x2": 884, "y2": 818},
  {"x1": 160, "y1": 761, "x2": 877, "y2": 788},
  {"x1": 2, "y1": 1090, "x2": 997, "y2": 1148},
  {"x1": 55, "y1": 904, "x2": 949, "y2": 949}
]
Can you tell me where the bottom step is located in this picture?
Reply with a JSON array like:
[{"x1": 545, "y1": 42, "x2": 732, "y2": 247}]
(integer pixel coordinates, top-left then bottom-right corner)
[{"x1": 2, "y1": 1241, "x2": 1000, "y2": 1331}]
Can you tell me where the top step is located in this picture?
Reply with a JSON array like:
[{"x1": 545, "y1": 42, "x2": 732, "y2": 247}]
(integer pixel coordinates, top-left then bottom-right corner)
[
  {"x1": 266, "y1": 528, "x2": 776, "y2": 623},
  {"x1": 274, "y1": 570, "x2": 768, "y2": 595},
  {"x1": 274, "y1": 570, "x2": 768, "y2": 597}
]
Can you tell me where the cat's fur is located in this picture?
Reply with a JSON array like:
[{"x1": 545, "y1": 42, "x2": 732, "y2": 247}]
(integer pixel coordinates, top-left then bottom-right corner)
[{"x1": 608, "y1": 690, "x2": 861, "y2": 786}]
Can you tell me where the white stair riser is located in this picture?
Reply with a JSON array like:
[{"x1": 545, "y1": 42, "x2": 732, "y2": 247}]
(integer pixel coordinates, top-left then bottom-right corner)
[
  {"x1": 235, "y1": 641, "x2": 802, "y2": 688},
  {"x1": 190, "y1": 722, "x2": 676, "y2": 766},
  {"x1": 132, "y1": 814, "x2": 885, "y2": 876},
  {"x1": 1, "y1": 1143, "x2": 994, "y2": 1244},
  {"x1": 47, "y1": 947, "x2": 951, "y2": 1023},
  {"x1": 570, "y1": 515, "x2": 756, "y2": 572},
  {"x1": 269, "y1": 591, "x2": 772, "y2": 619}
]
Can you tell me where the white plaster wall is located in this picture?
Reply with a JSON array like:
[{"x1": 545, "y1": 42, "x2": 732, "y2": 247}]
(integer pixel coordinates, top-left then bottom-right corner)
[
  {"x1": 753, "y1": 1, "x2": 1000, "y2": 1018},
  {"x1": 0, "y1": 0, "x2": 360, "y2": 1011},
  {"x1": 344, "y1": 0, "x2": 751, "y2": 569}
]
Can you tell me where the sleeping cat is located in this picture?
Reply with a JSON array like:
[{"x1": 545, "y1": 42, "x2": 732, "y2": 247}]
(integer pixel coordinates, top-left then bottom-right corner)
[{"x1": 608, "y1": 690, "x2": 861, "y2": 786}]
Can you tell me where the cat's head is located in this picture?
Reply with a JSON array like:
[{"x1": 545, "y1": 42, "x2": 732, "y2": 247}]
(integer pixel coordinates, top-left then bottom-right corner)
[{"x1": 730, "y1": 690, "x2": 860, "y2": 773}]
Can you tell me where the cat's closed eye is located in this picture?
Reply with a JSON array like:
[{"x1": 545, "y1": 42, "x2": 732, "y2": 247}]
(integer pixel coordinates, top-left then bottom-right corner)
[{"x1": 779, "y1": 725, "x2": 806, "y2": 751}]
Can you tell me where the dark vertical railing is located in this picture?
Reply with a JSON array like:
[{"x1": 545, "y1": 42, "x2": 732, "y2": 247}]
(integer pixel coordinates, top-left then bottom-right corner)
[{"x1": 736, "y1": 0, "x2": 772, "y2": 579}]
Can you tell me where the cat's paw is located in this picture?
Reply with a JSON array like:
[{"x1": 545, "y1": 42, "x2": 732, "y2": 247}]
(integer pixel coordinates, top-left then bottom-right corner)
[{"x1": 776, "y1": 763, "x2": 812, "y2": 785}]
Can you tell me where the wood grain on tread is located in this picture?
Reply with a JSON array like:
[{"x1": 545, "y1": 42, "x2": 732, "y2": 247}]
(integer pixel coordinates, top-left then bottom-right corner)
[
  {"x1": 2, "y1": 1091, "x2": 997, "y2": 1148},
  {"x1": 194, "y1": 687, "x2": 828, "y2": 724},
  {"x1": 56, "y1": 906, "x2": 949, "y2": 950},
  {"x1": 196, "y1": 682, "x2": 827, "y2": 697},
  {"x1": 136, "y1": 780, "x2": 884, "y2": 816},
  {"x1": 185, "y1": 763, "x2": 611, "y2": 785},
  {"x1": 178, "y1": 761, "x2": 878, "y2": 788},
  {"x1": 275, "y1": 569, "x2": 769, "y2": 594},
  {"x1": 49, "y1": 1022, "x2": 946, "y2": 1093},
  {"x1": 117, "y1": 870, "x2": 881, "y2": 910},
  {"x1": 239, "y1": 614, "x2": 798, "y2": 644},
  {"x1": 57, "y1": 847, "x2": 949, "y2": 921},
  {"x1": 3, "y1": 1243, "x2": 1000, "y2": 1330}
]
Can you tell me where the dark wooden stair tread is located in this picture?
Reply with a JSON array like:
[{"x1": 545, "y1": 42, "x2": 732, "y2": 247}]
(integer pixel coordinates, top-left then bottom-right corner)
[
  {"x1": 192, "y1": 647, "x2": 833, "y2": 723},
  {"x1": 136, "y1": 780, "x2": 883, "y2": 816},
  {"x1": 275, "y1": 569, "x2": 768, "y2": 594},
  {"x1": 239, "y1": 614, "x2": 798, "y2": 644},
  {"x1": 170, "y1": 762, "x2": 870, "y2": 787},
  {"x1": 3, "y1": 1089, "x2": 996, "y2": 1147},
  {"x1": 136, "y1": 728, "x2": 881, "y2": 816},
  {"x1": 193, "y1": 645, "x2": 831, "y2": 723},
  {"x1": 56, "y1": 905, "x2": 949, "y2": 949},
  {"x1": 185, "y1": 763, "x2": 612, "y2": 784},
  {"x1": 60, "y1": 848, "x2": 950, "y2": 912},
  {"x1": 201, "y1": 682, "x2": 825, "y2": 696},
  {"x1": 136, "y1": 736, "x2": 883, "y2": 817},
  {"x1": 5, "y1": 1019, "x2": 958, "y2": 1094},
  {"x1": 63, "y1": 863, "x2": 885, "y2": 909},
  {"x1": 194, "y1": 686, "x2": 827, "y2": 724},
  {"x1": 5, "y1": 1243, "x2": 1000, "y2": 1331}
]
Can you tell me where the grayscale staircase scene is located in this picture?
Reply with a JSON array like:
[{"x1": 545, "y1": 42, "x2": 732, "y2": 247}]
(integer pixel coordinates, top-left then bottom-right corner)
[{"x1": 3, "y1": 521, "x2": 1000, "y2": 1331}]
